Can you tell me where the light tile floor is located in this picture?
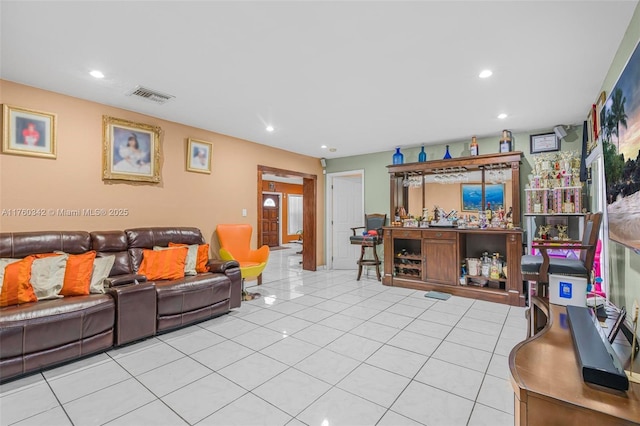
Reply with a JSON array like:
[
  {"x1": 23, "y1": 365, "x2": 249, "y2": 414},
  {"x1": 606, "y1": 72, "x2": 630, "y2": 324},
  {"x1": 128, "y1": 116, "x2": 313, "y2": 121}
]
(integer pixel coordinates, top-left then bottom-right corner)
[{"x1": 0, "y1": 246, "x2": 528, "y2": 426}]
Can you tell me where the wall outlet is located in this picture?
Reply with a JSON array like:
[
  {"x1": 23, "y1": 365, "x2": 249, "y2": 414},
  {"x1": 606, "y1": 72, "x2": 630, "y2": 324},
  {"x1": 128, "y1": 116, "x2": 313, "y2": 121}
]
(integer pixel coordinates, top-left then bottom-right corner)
[{"x1": 242, "y1": 208, "x2": 247, "y2": 217}]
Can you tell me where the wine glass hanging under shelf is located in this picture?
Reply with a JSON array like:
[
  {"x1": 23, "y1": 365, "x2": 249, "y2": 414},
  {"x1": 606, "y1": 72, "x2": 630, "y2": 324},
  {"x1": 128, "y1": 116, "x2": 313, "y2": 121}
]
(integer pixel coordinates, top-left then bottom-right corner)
[
  {"x1": 483, "y1": 163, "x2": 509, "y2": 184},
  {"x1": 402, "y1": 172, "x2": 424, "y2": 188},
  {"x1": 432, "y1": 167, "x2": 469, "y2": 184}
]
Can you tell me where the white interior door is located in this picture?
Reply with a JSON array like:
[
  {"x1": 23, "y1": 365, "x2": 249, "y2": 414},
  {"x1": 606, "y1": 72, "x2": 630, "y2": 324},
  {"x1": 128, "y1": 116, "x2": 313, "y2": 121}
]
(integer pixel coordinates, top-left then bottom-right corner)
[{"x1": 330, "y1": 173, "x2": 363, "y2": 269}]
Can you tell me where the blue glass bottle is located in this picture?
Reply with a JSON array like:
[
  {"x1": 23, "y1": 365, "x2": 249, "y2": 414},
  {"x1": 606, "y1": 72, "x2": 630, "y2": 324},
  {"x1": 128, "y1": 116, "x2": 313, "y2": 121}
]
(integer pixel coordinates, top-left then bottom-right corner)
[
  {"x1": 418, "y1": 145, "x2": 427, "y2": 162},
  {"x1": 443, "y1": 145, "x2": 452, "y2": 159},
  {"x1": 392, "y1": 147, "x2": 404, "y2": 164}
]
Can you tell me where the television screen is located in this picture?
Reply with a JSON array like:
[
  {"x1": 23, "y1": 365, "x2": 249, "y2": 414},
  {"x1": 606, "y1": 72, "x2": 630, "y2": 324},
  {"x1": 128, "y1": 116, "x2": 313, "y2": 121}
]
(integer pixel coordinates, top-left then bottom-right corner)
[{"x1": 601, "y1": 40, "x2": 640, "y2": 252}]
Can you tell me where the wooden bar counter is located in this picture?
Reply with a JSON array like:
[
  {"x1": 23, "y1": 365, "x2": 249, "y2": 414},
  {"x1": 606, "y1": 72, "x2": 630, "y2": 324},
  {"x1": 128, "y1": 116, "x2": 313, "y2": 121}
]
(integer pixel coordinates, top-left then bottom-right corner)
[
  {"x1": 509, "y1": 301, "x2": 640, "y2": 425},
  {"x1": 383, "y1": 226, "x2": 525, "y2": 306},
  {"x1": 385, "y1": 151, "x2": 526, "y2": 306}
]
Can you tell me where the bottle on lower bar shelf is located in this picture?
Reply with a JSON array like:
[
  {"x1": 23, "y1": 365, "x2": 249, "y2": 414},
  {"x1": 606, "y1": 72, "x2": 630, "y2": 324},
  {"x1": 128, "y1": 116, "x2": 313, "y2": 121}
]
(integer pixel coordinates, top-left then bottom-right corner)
[
  {"x1": 490, "y1": 253, "x2": 501, "y2": 280},
  {"x1": 481, "y1": 252, "x2": 491, "y2": 277}
]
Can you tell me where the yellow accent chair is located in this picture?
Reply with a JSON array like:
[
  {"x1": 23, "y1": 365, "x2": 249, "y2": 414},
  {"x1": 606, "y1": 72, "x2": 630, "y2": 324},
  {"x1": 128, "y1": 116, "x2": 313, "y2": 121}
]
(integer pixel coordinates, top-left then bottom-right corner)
[{"x1": 216, "y1": 224, "x2": 269, "y2": 293}]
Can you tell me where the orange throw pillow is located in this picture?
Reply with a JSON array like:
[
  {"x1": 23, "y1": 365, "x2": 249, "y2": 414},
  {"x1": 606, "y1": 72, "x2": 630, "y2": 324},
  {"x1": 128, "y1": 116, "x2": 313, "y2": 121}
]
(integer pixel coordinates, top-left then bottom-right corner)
[
  {"x1": 0, "y1": 256, "x2": 37, "y2": 306},
  {"x1": 169, "y1": 243, "x2": 210, "y2": 273},
  {"x1": 139, "y1": 247, "x2": 188, "y2": 280},
  {"x1": 195, "y1": 244, "x2": 210, "y2": 273},
  {"x1": 60, "y1": 251, "x2": 97, "y2": 296},
  {"x1": 33, "y1": 252, "x2": 60, "y2": 259}
]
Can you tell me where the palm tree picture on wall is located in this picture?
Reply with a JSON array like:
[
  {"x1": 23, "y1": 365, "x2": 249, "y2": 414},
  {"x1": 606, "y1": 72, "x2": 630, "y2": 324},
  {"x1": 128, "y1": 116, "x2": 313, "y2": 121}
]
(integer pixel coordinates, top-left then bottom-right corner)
[
  {"x1": 608, "y1": 88, "x2": 629, "y2": 152},
  {"x1": 601, "y1": 41, "x2": 640, "y2": 251}
]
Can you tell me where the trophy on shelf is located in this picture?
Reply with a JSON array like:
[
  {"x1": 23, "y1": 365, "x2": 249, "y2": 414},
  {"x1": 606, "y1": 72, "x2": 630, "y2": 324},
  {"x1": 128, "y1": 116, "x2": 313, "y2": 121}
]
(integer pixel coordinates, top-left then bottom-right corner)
[
  {"x1": 556, "y1": 224, "x2": 569, "y2": 240},
  {"x1": 537, "y1": 225, "x2": 551, "y2": 240}
]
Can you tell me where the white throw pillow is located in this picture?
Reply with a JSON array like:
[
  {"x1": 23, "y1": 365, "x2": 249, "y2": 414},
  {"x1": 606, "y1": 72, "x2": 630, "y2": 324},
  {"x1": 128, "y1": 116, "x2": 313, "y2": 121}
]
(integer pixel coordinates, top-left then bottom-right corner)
[
  {"x1": 90, "y1": 255, "x2": 116, "y2": 294},
  {"x1": 0, "y1": 258, "x2": 21, "y2": 294},
  {"x1": 154, "y1": 245, "x2": 197, "y2": 276},
  {"x1": 30, "y1": 254, "x2": 68, "y2": 300}
]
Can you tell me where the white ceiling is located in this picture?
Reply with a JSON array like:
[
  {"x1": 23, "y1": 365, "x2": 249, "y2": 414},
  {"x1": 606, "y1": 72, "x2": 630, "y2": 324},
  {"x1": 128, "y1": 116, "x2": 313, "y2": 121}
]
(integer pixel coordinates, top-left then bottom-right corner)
[{"x1": 1, "y1": 1, "x2": 637, "y2": 159}]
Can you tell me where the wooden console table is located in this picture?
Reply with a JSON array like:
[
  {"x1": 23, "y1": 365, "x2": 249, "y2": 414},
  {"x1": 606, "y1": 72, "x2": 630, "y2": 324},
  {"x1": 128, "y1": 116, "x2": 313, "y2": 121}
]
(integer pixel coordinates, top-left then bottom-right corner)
[{"x1": 509, "y1": 302, "x2": 640, "y2": 425}]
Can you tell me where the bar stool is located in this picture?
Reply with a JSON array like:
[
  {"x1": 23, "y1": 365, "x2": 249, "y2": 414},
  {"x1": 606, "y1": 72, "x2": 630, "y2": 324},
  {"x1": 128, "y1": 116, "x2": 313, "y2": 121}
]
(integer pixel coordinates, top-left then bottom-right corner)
[{"x1": 349, "y1": 214, "x2": 386, "y2": 281}]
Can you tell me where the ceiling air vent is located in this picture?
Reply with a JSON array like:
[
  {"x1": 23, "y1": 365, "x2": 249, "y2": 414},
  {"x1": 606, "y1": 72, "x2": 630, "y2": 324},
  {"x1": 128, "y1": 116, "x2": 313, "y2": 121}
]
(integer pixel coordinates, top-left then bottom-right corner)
[{"x1": 126, "y1": 85, "x2": 175, "y2": 105}]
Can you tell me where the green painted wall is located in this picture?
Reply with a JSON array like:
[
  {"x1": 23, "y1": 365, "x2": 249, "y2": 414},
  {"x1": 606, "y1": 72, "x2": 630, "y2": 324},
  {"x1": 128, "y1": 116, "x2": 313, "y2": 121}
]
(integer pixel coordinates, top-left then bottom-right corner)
[{"x1": 602, "y1": 2, "x2": 640, "y2": 315}]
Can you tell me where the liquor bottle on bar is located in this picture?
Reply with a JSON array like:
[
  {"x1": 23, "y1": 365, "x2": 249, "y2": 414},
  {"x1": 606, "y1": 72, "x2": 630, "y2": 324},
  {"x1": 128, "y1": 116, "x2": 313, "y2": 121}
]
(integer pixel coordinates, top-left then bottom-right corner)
[
  {"x1": 499, "y1": 130, "x2": 512, "y2": 152},
  {"x1": 470, "y1": 136, "x2": 479, "y2": 156}
]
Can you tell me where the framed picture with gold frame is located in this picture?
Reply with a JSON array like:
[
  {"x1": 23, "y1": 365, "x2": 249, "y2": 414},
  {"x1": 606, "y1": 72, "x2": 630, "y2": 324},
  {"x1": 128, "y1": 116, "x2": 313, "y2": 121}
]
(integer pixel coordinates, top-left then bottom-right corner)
[
  {"x1": 2, "y1": 104, "x2": 57, "y2": 159},
  {"x1": 186, "y1": 138, "x2": 212, "y2": 174},
  {"x1": 102, "y1": 116, "x2": 161, "y2": 182}
]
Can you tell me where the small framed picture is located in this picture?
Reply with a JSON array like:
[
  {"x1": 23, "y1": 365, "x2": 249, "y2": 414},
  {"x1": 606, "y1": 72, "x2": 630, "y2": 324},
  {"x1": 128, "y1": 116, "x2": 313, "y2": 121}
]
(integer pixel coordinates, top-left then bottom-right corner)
[
  {"x1": 530, "y1": 133, "x2": 560, "y2": 154},
  {"x1": 2, "y1": 104, "x2": 57, "y2": 159},
  {"x1": 186, "y1": 138, "x2": 212, "y2": 174},
  {"x1": 461, "y1": 183, "x2": 505, "y2": 212},
  {"x1": 102, "y1": 116, "x2": 161, "y2": 183}
]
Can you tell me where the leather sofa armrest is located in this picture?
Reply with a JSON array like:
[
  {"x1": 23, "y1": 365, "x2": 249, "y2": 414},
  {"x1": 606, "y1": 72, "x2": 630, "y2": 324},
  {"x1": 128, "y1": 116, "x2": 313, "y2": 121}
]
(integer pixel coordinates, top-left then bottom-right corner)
[
  {"x1": 207, "y1": 259, "x2": 240, "y2": 273},
  {"x1": 207, "y1": 260, "x2": 241, "y2": 309},
  {"x1": 105, "y1": 274, "x2": 147, "y2": 288},
  {"x1": 106, "y1": 281, "x2": 156, "y2": 346}
]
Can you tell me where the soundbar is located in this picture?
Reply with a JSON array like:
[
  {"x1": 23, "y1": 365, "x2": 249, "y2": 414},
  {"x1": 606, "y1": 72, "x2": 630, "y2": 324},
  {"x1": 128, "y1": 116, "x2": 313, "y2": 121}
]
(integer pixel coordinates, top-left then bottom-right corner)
[{"x1": 566, "y1": 305, "x2": 629, "y2": 391}]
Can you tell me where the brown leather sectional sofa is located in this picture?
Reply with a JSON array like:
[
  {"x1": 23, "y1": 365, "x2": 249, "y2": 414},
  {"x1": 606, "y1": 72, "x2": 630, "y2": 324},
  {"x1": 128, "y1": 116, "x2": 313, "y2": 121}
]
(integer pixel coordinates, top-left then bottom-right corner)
[{"x1": 0, "y1": 227, "x2": 241, "y2": 383}]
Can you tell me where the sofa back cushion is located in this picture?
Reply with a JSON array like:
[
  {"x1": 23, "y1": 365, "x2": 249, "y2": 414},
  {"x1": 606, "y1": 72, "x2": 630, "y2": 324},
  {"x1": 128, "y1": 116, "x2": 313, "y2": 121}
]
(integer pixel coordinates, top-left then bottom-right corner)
[
  {"x1": 0, "y1": 231, "x2": 91, "y2": 258},
  {"x1": 126, "y1": 227, "x2": 205, "y2": 272},
  {"x1": 90, "y1": 231, "x2": 132, "y2": 276}
]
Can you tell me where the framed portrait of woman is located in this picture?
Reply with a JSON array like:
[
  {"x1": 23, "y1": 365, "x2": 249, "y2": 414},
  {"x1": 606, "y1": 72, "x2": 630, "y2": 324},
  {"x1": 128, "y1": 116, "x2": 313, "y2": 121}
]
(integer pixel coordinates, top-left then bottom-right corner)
[
  {"x1": 102, "y1": 116, "x2": 161, "y2": 182},
  {"x1": 2, "y1": 104, "x2": 57, "y2": 159},
  {"x1": 186, "y1": 138, "x2": 212, "y2": 174}
]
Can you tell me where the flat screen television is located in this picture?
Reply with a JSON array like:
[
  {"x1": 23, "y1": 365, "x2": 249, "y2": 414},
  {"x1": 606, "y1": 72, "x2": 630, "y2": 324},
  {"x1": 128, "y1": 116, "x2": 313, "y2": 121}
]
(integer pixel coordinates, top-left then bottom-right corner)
[{"x1": 601, "y1": 40, "x2": 640, "y2": 252}]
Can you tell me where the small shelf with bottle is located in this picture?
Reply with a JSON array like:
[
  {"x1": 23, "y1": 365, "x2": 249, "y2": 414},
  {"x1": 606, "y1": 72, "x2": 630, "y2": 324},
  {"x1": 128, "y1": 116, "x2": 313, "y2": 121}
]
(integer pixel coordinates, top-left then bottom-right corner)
[
  {"x1": 463, "y1": 251, "x2": 508, "y2": 290},
  {"x1": 464, "y1": 275, "x2": 507, "y2": 288},
  {"x1": 393, "y1": 239, "x2": 422, "y2": 280},
  {"x1": 394, "y1": 252, "x2": 422, "y2": 279}
]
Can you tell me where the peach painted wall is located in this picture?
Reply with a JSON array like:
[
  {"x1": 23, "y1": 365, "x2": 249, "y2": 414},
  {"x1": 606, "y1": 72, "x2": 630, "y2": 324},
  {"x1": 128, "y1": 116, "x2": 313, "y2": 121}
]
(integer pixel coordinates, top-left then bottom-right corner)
[{"x1": 0, "y1": 80, "x2": 325, "y2": 265}]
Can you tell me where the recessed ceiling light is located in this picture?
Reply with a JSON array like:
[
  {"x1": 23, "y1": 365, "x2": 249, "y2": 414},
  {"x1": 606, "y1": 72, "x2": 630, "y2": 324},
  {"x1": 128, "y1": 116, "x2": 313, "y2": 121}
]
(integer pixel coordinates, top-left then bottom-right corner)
[
  {"x1": 497, "y1": 113, "x2": 508, "y2": 119},
  {"x1": 266, "y1": 125, "x2": 274, "y2": 132},
  {"x1": 321, "y1": 145, "x2": 327, "y2": 149},
  {"x1": 89, "y1": 70, "x2": 104, "y2": 79},
  {"x1": 479, "y1": 69, "x2": 493, "y2": 78}
]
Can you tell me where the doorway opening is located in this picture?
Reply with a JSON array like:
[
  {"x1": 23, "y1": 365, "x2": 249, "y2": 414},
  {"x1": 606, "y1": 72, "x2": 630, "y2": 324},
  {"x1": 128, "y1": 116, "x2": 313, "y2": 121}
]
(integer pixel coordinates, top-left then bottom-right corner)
[
  {"x1": 258, "y1": 165, "x2": 317, "y2": 271},
  {"x1": 261, "y1": 193, "x2": 281, "y2": 247},
  {"x1": 326, "y1": 170, "x2": 364, "y2": 270}
]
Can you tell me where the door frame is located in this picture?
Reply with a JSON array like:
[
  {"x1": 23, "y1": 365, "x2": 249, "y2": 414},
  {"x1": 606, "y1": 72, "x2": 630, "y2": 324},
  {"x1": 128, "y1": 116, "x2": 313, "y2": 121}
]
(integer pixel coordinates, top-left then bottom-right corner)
[
  {"x1": 261, "y1": 191, "x2": 282, "y2": 247},
  {"x1": 258, "y1": 165, "x2": 317, "y2": 271},
  {"x1": 326, "y1": 169, "x2": 365, "y2": 270}
]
